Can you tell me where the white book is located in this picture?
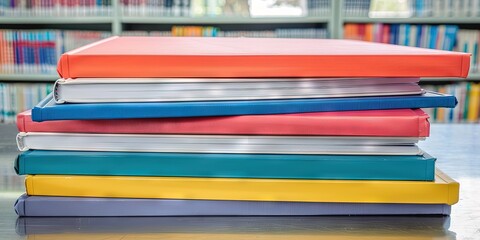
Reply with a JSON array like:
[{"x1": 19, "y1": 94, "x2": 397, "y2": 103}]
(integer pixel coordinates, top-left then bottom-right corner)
[
  {"x1": 409, "y1": 25, "x2": 417, "y2": 47},
  {"x1": 453, "y1": 0, "x2": 462, "y2": 17},
  {"x1": 432, "y1": 0, "x2": 441, "y2": 16},
  {"x1": 464, "y1": 0, "x2": 472, "y2": 16},
  {"x1": 437, "y1": 25, "x2": 445, "y2": 49},
  {"x1": 53, "y1": 77, "x2": 423, "y2": 104},
  {"x1": 17, "y1": 133, "x2": 424, "y2": 155},
  {"x1": 446, "y1": 0, "x2": 453, "y2": 16},
  {"x1": 473, "y1": 0, "x2": 480, "y2": 16}
]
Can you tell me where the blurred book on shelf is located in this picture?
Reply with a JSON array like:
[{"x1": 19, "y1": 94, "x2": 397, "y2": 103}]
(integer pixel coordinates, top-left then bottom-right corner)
[
  {"x1": 346, "y1": 0, "x2": 480, "y2": 18},
  {"x1": 0, "y1": 0, "x2": 112, "y2": 16},
  {"x1": 121, "y1": 0, "x2": 330, "y2": 17},
  {"x1": 344, "y1": 24, "x2": 480, "y2": 74},
  {"x1": 429, "y1": 0, "x2": 480, "y2": 17},
  {"x1": 344, "y1": 0, "x2": 371, "y2": 17},
  {"x1": 344, "y1": 24, "x2": 457, "y2": 50},
  {"x1": 122, "y1": 26, "x2": 328, "y2": 38},
  {"x1": 0, "y1": 83, "x2": 52, "y2": 124},
  {"x1": 422, "y1": 83, "x2": 480, "y2": 123},
  {"x1": 0, "y1": 30, "x2": 111, "y2": 75}
]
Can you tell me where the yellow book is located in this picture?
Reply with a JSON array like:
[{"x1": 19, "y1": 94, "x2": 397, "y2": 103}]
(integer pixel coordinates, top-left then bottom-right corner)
[
  {"x1": 25, "y1": 169, "x2": 459, "y2": 205},
  {"x1": 467, "y1": 83, "x2": 480, "y2": 122}
]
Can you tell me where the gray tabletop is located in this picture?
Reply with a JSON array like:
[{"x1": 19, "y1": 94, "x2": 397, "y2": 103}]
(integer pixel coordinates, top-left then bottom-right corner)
[{"x1": 0, "y1": 123, "x2": 478, "y2": 240}]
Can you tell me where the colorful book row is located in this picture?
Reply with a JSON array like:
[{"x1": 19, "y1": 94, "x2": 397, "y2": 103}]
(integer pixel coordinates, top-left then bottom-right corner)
[
  {"x1": 0, "y1": 30, "x2": 111, "y2": 75},
  {"x1": 123, "y1": 27, "x2": 328, "y2": 39},
  {"x1": 422, "y1": 83, "x2": 480, "y2": 123},
  {"x1": 344, "y1": 24, "x2": 457, "y2": 50},
  {"x1": 169, "y1": 26, "x2": 328, "y2": 38},
  {"x1": 344, "y1": 24, "x2": 480, "y2": 73},
  {"x1": 0, "y1": 0, "x2": 112, "y2": 16}
]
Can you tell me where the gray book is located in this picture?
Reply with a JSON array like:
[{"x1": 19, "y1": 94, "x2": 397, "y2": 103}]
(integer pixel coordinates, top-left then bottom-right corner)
[{"x1": 15, "y1": 194, "x2": 451, "y2": 217}]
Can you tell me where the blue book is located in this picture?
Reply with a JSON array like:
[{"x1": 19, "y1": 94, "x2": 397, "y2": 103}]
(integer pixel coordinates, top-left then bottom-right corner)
[
  {"x1": 31, "y1": 92, "x2": 457, "y2": 122},
  {"x1": 429, "y1": 26, "x2": 438, "y2": 49},
  {"x1": 14, "y1": 194, "x2": 451, "y2": 217},
  {"x1": 15, "y1": 150, "x2": 436, "y2": 181}
]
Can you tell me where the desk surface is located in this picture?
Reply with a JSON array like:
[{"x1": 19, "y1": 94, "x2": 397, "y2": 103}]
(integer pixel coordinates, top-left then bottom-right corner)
[{"x1": 0, "y1": 123, "x2": 478, "y2": 240}]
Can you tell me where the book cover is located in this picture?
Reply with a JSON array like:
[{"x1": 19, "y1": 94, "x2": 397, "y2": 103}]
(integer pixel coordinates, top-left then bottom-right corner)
[
  {"x1": 14, "y1": 194, "x2": 451, "y2": 217},
  {"x1": 25, "y1": 169, "x2": 459, "y2": 204},
  {"x1": 17, "y1": 109, "x2": 430, "y2": 137},
  {"x1": 52, "y1": 77, "x2": 424, "y2": 103},
  {"x1": 30, "y1": 92, "x2": 457, "y2": 122},
  {"x1": 15, "y1": 150, "x2": 436, "y2": 181},
  {"x1": 57, "y1": 36, "x2": 470, "y2": 78},
  {"x1": 16, "y1": 133, "x2": 423, "y2": 155}
]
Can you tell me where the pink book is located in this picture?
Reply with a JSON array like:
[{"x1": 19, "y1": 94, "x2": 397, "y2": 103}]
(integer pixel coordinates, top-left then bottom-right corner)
[{"x1": 17, "y1": 109, "x2": 430, "y2": 137}]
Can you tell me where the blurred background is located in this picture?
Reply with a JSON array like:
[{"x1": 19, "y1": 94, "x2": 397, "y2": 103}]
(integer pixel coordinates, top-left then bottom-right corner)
[{"x1": 1, "y1": 0, "x2": 480, "y2": 124}]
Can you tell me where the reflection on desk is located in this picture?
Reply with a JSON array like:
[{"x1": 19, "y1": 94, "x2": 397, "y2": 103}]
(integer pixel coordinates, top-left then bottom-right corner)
[{"x1": 16, "y1": 216, "x2": 456, "y2": 240}]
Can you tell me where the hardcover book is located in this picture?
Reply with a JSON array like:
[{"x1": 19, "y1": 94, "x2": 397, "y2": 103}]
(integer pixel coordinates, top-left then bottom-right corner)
[
  {"x1": 15, "y1": 150, "x2": 436, "y2": 180},
  {"x1": 53, "y1": 77, "x2": 423, "y2": 103},
  {"x1": 57, "y1": 36, "x2": 470, "y2": 78},
  {"x1": 17, "y1": 109, "x2": 430, "y2": 137},
  {"x1": 15, "y1": 194, "x2": 451, "y2": 217},
  {"x1": 25, "y1": 169, "x2": 459, "y2": 204},
  {"x1": 16, "y1": 133, "x2": 424, "y2": 155},
  {"x1": 31, "y1": 92, "x2": 457, "y2": 121}
]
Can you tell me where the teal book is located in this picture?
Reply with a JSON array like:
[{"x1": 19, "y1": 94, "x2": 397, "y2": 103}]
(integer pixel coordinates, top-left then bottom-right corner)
[{"x1": 15, "y1": 150, "x2": 436, "y2": 181}]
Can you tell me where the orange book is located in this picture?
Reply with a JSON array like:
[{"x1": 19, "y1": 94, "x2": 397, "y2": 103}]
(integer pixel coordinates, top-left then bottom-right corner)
[
  {"x1": 57, "y1": 36, "x2": 470, "y2": 78},
  {"x1": 365, "y1": 24, "x2": 374, "y2": 42},
  {"x1": 0, "y1": 30, "x2": 3, "y2": 69},
  {"x1": 344, "y1": 24, "x2": 355, "y2": 40}
]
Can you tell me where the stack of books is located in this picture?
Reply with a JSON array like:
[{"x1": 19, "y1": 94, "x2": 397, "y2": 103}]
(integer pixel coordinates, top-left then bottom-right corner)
[{"x1": 14, "y1": 37, "x2": 466, "y2": 216}]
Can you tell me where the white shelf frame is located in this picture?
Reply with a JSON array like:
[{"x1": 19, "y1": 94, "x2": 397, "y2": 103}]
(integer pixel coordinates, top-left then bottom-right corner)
[{"x1": 0, "y1": 74, "x2": 58, "y2": 82}]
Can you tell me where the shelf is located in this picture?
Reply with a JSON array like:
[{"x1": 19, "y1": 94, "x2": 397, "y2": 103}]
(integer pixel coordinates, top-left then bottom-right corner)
[
  {"x1": 0, "y1": 74, "x2": 58, "y2": 82},
  {"x1": 121, "y1": 16, "x2": 330, "y2": 24},
  {"x1": 344, "y1": 17, "x2": 480, "y2": 24},
  {"x1": 0, "y1": 17, "x2": 113, "y2": 24}
]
